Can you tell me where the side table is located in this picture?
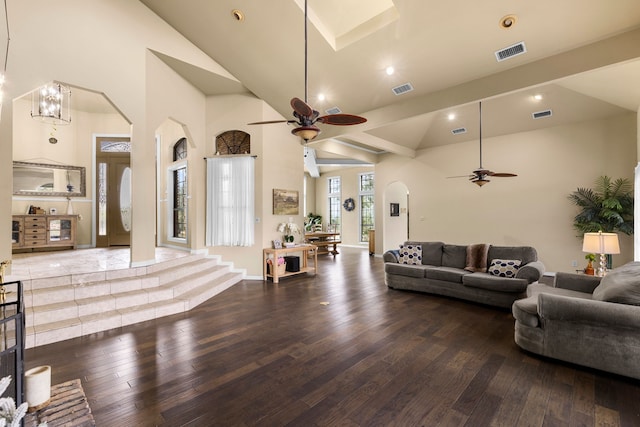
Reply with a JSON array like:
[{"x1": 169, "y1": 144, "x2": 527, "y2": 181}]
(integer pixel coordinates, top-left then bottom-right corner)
[{"x1": 263, "y1": 244, "x2": 317, "y2": 283}]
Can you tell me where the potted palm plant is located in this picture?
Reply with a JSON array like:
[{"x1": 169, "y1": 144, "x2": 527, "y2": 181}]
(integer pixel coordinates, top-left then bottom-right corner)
[{"x1": 569, "y1": 175, "x2": 634, "y2": 268}]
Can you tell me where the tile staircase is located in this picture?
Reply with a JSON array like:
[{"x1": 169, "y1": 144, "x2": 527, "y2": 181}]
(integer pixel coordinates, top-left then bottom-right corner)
[{"x1": 21, "y1": 254, "x2": 242, "y2": 348}]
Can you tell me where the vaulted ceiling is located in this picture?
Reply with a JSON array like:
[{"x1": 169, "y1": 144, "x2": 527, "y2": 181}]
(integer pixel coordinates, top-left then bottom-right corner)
[{"x1": 133, "y1": 1, "x2": 640, "y2": 174}]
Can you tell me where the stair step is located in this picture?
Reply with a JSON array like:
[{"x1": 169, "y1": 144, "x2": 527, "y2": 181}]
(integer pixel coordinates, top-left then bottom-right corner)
[{"x1": 25, "y1": 255, "x2": 243, "y2": 348}]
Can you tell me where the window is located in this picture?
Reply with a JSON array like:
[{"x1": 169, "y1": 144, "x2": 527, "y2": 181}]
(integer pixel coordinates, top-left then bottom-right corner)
[
  {"x1": 169, "y1": 138, "x2": 187, "y2": 241},
  {"x1": 328, "y1": 177, "x2": 341, "y2": 229},
  {"x1": 173, "y1": 137, "x2": 187, "y2": 161},
  {"x1": 359, "y1": 173, "x2": 374, "y2": 242},
  {"x1": 205, "y1": 156, "x2": 255, "y2": 247},
  {"x1": 172, "y1": 166, "x2": 187, "y2": 239}
]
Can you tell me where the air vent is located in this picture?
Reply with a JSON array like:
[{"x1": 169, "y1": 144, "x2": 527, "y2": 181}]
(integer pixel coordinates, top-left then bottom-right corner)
[
  {"x1": 392, "y1": 82, "x2": 414, "y2": 95},
  {"x1": 325, "y1": 107, "x2": 342, "y2": 115},
  {"x1": 532, "y1": 109, "x2": 553, "y2": 119},
  {"x1": 451, "y1": 127, "x2": 467, "y2": 135},
  {"x1": 495, "y1": 41, "x2": 527, "y2": 62}
]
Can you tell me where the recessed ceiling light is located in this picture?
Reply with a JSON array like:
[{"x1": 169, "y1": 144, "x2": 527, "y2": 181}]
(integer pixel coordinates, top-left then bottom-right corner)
[
  {"x1": 231, "y1": 9, "x2": 244, "y2": 22},
  {"x1": 499, "y1": 14, "x2": 517, "y2": 29},
  {"x1": 534, "y1": 94, "x2": 543, "y2": 101},
  {"x1": 447, "y1": 113, "x2": 456, "y2": 121},
  {"x1": 385, "y1": 66, "x2": 395, "y2": 76},
  {"x1": 318, "y1": 94, "x2": 326, "y2": 101}
]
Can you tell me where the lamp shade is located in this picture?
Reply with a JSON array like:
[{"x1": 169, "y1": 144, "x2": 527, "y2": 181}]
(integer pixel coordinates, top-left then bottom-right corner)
[{"x1": 582, "y1": 232, "x2": 620, "y2": 254}]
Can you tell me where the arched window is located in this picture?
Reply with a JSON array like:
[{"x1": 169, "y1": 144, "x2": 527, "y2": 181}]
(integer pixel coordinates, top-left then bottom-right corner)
[{"x1": 173, "y1": 137, "x2": 187, "y2": 161}]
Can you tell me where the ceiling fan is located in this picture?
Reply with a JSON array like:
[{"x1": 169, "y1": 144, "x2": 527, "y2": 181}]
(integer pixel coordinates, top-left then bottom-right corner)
[
  {"x1": 247, "y1": 0, "x2": 366, "y2": 142},
  {"x1": 449, "y1": 101, "x2": 517, "y2": 186}
]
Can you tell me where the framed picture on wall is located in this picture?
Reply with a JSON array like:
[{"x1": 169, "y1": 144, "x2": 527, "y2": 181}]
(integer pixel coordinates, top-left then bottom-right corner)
[
  {"x1": 390, "y1": 203, "x2": 400, "y2": 217},
  {"x1": 273, "y1": 189, "x2": 299, "y2": 215}
]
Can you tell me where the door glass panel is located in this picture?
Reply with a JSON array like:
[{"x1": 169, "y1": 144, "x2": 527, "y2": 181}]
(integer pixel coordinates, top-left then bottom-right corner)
[
  {"x1": 98, "y1": 162, "x2": 107, "y2": 236},
  {"x1": 120, "y1": 167, "x2": 132, "y2": 232},
  {"x1": 101, "y1": 141, "x2": 131, "y2": 152}
]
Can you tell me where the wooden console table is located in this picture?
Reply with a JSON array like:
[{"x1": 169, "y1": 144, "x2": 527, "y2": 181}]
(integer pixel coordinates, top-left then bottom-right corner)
[
  {"x1": 263, "y1": 244, "x2": 317, "y2": 283},
  {"x1": 305, "y1": 232, "x2": 341, "y2": 255}
]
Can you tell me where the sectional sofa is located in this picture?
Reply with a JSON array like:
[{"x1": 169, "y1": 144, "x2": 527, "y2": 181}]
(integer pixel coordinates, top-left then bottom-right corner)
[
  {"x1": 383, "y1": 241, "x2": 545, "y2": 309},
  {"x1": 512, "y1": 262, "x2": 640, "y2": 380}
]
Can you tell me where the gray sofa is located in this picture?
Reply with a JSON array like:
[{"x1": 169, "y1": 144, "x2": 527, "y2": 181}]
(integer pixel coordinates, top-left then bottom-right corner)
[
  {"x1": 383, "y1": 241, "x2": 545, "y2": 309},
  {"x1": 512, "y1": 262, "x2": 640, "y2": 380}
]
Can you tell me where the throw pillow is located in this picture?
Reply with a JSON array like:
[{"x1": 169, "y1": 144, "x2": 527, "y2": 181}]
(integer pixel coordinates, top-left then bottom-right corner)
[
  {"x1": 399, "y1": 244, "x2": 422, "y2": 265},
  {"x1": 593, "y1": 261, "x2": 640, "y2": 305},
  {"x1": 488, "y1": 259, "x2": 521, "y2": 277}
]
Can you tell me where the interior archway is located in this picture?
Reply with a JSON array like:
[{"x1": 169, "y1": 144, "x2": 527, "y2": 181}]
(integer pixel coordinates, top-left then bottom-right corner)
[
  {"x1": 12, "y1": 84, "x2": 129, "y2": 250},
  {"x1": 383, "y1": 181, "x2": 409, "y2": 252}
]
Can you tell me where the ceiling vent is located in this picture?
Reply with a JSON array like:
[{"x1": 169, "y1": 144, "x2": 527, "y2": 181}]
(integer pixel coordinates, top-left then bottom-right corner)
[
  {"x1": 451, "y1": 127, "x2": 467, "y2": 135},
  {"x1": 325, "y1": 106, "x2": 342, "y2": 115},
  {"x1": 392, "y1": 83, "x2": 414, "y2": 95},
  {"x1": 495, "y1": 41, "x2": 527, "y2": 62},
  {"x1": 532, "y1": 109, "x2": 553, "y2": 119}
]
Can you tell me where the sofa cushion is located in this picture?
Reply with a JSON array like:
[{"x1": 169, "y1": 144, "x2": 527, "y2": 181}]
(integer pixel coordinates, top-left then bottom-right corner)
[
  {"x1": 405, "y1": 241, "x2": 443, "y2": 266},
  {"x1": 463, "y1": 272, "x2": 528, "y2": 293},
  {"x1": 442, "y1": 244, "x2": 467, "y2": 269},
  {"x1": 424, "y1": 266, "x2": 469, "y2": 283},
  {"x1": 527, "y1": 283, "x2": 593, "y2": 300},
  {"x1": 488, "y1": 259, "x2": 521, "y2": 278},
  {"x1": 488, "y1": 246, "x2": 537, "y2": 265},
  {"x1": 399, "y1": 244, "x2": 422, "y2": 265},
  {"x1": 385, "y1": 262, "x2": 427, "y2": 278},
  {"x1": 421, "y1": 242, "x2": 444, "y2": 266},
  {"x1": 464, "y1": 243, "x2": 490, "y2": 272},
  {"x1": 593, "y1": 262, "x2": 640, "y2": 305}
]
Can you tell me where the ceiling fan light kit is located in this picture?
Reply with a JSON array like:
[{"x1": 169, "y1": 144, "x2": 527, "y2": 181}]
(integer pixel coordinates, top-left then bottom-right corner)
[{"x1": 247, "y1": 0, "x2": 366, "y2": 142}]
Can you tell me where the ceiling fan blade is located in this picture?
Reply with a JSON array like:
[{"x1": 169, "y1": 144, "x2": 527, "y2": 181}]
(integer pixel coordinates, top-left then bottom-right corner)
[
  {"x1": 446, "y1": 174, "x2": 474, "y2": 179},
  {"x1": 247, "y1": 119, "x2": 296, "y2": 125},
  {"x1": 291, "y1": 97, "x2": 314, "y2": 118},
  {"x1": 317, "y1": 114, "x2": 367, "y2": 126},
  {"x1": 489, "y1": 172, "x2": 518, "y2": 177}
]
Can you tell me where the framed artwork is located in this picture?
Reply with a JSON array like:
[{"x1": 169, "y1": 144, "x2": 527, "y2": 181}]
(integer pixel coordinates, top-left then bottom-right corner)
[
  {"x1": 272, "y1": 239, "x2": 282, "y2": 249},
  {"x1": 273, "y1": 189, "x2": 299, "y2": 215},
  {"x1": 390, "y1": 203, "x2": 400, "y2": 217}
]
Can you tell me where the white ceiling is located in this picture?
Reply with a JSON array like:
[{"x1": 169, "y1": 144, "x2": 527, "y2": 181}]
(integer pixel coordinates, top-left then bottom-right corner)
[{"x1": 79, "y1": 1, "x2": 640, "y2": 173}]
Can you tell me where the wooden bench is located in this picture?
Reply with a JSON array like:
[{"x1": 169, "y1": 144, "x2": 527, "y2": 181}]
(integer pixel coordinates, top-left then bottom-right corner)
[
  {"x1": 309, "y1": 239, "x2": 341, "y2": 255},
  {"x1": 305, "y1": 232, "x2": 341, "y2": 255}
]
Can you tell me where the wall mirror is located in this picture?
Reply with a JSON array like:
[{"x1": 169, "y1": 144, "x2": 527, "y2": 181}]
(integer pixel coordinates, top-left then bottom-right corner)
[{"x1": 13, "y1": 161, "x2": 86, "y2": 197}]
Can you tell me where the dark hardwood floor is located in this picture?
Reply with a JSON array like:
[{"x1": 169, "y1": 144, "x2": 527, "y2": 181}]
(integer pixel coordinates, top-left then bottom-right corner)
[{"x1": 26, "y1": 248, "x2": 640, "y2": 426}]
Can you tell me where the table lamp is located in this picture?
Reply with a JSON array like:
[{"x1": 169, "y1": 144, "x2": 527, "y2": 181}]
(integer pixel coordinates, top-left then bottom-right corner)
[{"x1": 582, "y1": 231, "x2": 620, "y2": 276}]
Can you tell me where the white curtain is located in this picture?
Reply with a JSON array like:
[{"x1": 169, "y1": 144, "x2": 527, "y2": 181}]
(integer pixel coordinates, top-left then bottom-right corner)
[{"x1": 205, "y1": 156, "x2": 255, "y2": 246}]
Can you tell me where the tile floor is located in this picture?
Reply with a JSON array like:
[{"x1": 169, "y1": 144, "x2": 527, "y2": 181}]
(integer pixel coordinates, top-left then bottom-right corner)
[{"x1": 6, "y1": 247, "x2": 190, "y2": 281}]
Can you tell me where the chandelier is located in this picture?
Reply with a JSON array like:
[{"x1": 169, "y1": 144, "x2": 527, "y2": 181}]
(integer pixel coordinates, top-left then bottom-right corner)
[{"x1": 31, "y1": 83, "x2": 71, "y2": 125}]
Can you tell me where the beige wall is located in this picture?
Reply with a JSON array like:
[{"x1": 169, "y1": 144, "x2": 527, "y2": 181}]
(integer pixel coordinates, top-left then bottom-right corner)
[
  {"x1": 204, "y1": 95, "x2": 304, "y2": 277},
  {"x1": 375, "y1": 113, "x2": 637, "y2": 273},
  {"x1": 0, "y1": 0, "x2": 239, "y2": 267},
  {"x1": 314, "y1": 166, "x2": 375, "y2": 247}
]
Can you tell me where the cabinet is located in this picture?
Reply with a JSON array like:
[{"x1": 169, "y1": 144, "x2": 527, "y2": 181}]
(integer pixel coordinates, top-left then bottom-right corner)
[
  {"x1": 12, "y1": 215, "x2": 78, "y2": 252},
  {"x1": 11, "y1": 217, "x2": 23, "y2": 250}
]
